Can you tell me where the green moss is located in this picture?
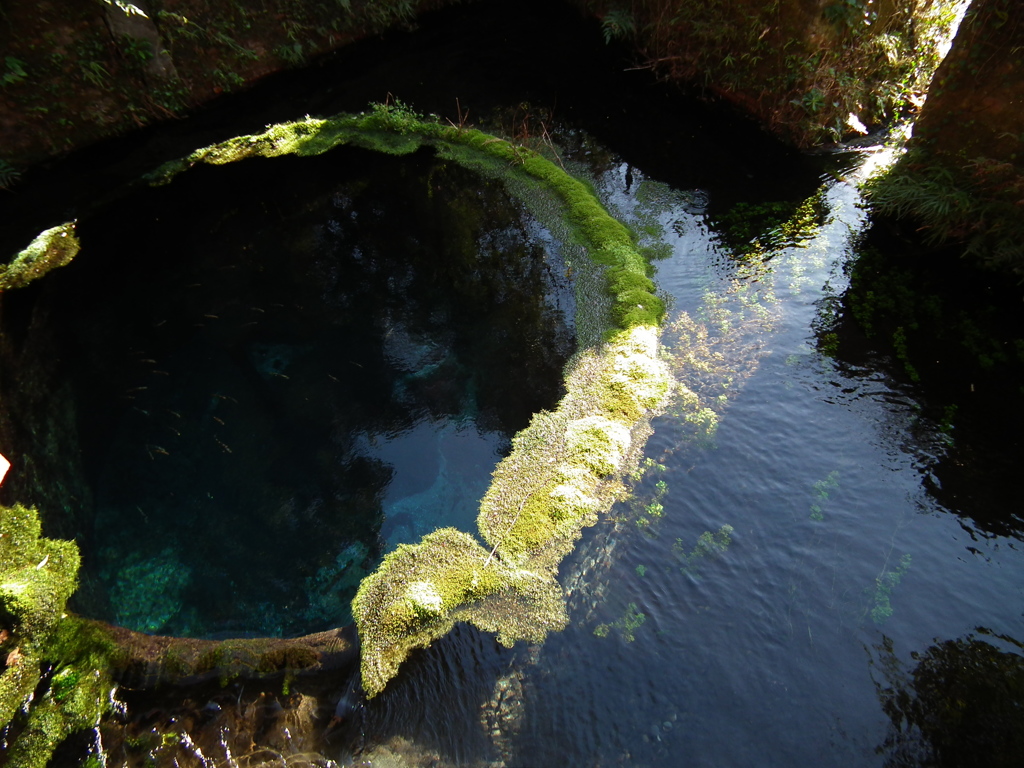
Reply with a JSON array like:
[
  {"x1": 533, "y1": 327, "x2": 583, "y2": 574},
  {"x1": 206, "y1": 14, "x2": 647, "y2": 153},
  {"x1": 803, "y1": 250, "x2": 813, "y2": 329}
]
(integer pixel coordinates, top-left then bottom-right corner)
[
  {"x1": 352, "y1": 528, "x2": 528, "y2": 697},
  {"x1": 0, "y1": 506, "x2": 117, "y2": 768},
  {"x1": 143, "y1": 104, "x2": 663, "y2": 332},
  {"x1": 12, "y1": 105, "x2": 674, "y2": 700},
  {"x1": 255, "y1": 646, "x2": 319, "y2": 674},
  {"x1": 0, "y1": 222, "x2": 80, "y2": 291}
]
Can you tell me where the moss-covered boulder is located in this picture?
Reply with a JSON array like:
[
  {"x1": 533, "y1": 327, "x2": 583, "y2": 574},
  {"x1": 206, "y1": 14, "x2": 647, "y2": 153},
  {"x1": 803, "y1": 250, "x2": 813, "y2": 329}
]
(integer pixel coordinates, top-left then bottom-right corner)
[
  {"x1": 0, "y1": 504, "x2": 117, "y2": 768},
  {"x1": 0, "y1": 223, "x2": 80, "y2": 291},
  {"x1": 352, "y1": 528, "x2": 568, "y2": 697}
]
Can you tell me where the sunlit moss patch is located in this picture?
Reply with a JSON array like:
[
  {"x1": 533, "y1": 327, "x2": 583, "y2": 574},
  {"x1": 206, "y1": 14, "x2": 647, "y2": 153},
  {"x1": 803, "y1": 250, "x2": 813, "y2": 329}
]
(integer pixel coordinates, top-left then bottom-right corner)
[
  {"x1": 145, "y1": 103, "x2": 664, "y2": 335},
  {"x1": 0, "y1": 222, "x2": 80, "y2": 291},
  {"x1": 0, "y1": 504, "x2": 117, "y2": 768},
  {"x1": 352, "y1": 527, "x2": 566, "y2": 697}
]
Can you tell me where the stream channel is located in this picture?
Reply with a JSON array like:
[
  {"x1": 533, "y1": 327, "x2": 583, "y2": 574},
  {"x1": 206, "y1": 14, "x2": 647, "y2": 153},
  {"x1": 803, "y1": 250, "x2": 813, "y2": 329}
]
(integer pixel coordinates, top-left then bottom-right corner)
[{"x1": 1, "y1": 2, "x2": 1022, "y2": 767}]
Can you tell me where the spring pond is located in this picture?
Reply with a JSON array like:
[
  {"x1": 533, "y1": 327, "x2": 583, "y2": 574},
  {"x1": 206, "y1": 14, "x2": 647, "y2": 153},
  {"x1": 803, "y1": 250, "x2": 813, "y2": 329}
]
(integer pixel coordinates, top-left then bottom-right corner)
[{"x1": 1, "y1": 3, "x2": 1022, "y2": 767}]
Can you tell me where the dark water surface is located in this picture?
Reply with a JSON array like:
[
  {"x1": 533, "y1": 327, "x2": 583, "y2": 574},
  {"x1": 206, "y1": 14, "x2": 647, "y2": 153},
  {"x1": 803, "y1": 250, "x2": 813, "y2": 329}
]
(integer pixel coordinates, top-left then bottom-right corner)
[
  {"x1": 28, "y1": 146, "x2": 574, "y2": 637},
  {"x1": 1, "y1": 2, "x2": 1021, "y2": 766}
]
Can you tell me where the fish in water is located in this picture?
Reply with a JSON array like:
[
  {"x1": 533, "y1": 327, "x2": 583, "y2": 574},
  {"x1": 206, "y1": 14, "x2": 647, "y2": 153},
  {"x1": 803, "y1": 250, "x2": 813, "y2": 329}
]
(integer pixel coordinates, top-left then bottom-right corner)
[{"x1": 326, "y1": 672, "x2": 364, "y2": 734}]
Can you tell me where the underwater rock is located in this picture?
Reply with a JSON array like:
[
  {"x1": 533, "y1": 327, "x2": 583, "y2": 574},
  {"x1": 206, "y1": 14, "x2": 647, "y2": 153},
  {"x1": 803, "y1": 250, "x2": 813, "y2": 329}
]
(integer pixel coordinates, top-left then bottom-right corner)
[{"x1": 108, "y1": 548, "x2": 191, "y2": 634}]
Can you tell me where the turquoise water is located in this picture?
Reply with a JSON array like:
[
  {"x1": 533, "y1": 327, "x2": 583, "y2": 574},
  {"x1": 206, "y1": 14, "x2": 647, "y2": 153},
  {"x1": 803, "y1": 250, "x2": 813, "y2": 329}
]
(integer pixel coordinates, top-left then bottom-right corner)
[
  {"x1": 0, "y1": 3, "x2": 1020, "y2": 764},
  {"x1": 37, "y1": 147, "x2": 573, "y2": 638}
]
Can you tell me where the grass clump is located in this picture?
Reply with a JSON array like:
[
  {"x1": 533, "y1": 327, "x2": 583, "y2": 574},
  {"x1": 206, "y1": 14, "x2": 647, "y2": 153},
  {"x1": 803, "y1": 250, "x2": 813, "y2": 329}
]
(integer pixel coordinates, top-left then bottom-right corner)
[{"x1": 864, "y1": 147, "x2": 1024, "y2": 278}]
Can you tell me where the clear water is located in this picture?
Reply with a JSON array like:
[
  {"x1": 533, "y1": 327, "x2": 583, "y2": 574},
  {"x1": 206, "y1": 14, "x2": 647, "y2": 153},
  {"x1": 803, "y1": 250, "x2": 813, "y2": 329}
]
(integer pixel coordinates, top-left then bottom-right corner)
[
  {"x1": 473, "y1": 150, "x2": 1024, "y2": 767},
  {"x1": 39, "y1": 146, "x2": 574, "y2": 638},
  {"x1": 334, "y1": 146, "x2": 1024, "y2": 767},
  {"x1": 3, "y1": 4, "x2": 1022, "y2": 763}
]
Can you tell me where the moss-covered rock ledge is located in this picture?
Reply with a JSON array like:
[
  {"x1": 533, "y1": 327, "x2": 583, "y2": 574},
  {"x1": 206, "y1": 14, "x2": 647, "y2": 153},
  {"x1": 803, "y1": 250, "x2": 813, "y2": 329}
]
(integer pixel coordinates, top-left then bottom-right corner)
[
  {"x1": 143, "y1": 103, "x2": 672, "y2": 696},
  {"x1": 2, "y1": 105, "x2": 672, "y2": 721},
  {"x1": 1, "y1": 502, "x2": 358, "y2": 766}
]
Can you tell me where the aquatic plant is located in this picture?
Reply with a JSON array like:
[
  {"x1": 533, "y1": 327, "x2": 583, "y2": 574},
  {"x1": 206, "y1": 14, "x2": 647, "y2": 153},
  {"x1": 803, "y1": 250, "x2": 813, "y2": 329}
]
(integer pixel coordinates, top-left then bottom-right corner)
[
  {"x1": 593, "y1": 601, "x2": 646, "y2": 642},
  {"x1": 809, "y1": 470, "x2": 840, "y2": 521},
  {"x1": 673, "y1": 525, "x2": 734, "y2": 577},
  {"x1": 868, "y1": 552, "x2": 912, "y2": 625},
  {"x1": 710, "y1": 194, "x2": 830, "y2": 260}
]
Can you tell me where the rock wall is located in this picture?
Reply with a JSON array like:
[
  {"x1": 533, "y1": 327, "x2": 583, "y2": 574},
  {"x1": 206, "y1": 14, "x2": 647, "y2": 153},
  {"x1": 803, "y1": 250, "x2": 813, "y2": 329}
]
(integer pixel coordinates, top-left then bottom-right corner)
[
  {"x1": 572, "y1": 0, "x2": 959, "y2": 146},
  {"x1": 0, "y1": 0, "x2": 454, "y2": 170}
]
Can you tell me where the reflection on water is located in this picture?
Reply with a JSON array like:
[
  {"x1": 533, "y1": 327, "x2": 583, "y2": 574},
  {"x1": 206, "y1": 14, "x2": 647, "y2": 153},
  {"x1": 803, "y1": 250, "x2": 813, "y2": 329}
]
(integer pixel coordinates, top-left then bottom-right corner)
[
  {"x1": 28, "y1": 145, "x2": 573, "y2": 638},
  {"x1": 872, "y1": 630, "x2": 1024, "y2": 768},
  {"x1": 488, "y1": 146, "x2": 1024, "y2": 768}
]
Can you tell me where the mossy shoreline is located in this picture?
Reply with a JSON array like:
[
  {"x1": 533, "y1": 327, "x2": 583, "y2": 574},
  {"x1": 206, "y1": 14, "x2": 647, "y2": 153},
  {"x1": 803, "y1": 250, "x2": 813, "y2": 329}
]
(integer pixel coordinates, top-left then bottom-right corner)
[
  {"x1": 141, "y1": 103, "x2": 672, "y2": 695},
  {"x1": 1, "y1": 105, "x2": 671, "y2": 763}
]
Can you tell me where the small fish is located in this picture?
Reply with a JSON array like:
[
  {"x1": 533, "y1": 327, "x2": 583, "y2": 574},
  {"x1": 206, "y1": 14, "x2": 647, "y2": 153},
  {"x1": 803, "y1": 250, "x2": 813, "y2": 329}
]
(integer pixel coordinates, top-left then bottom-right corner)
[
  {"x1": 213, "y1": 416, "x2": 225, "y2": 426},
  {"x1": 327, "y1": 374, "x2": 340, "y2": 383},
  {"x1": 214, "y1": 437, "x2": 232, "y2": 454},
  {"x1": 214, "y1": 394, "x2": 238, "y2": 404},
  {"x1": 204, "y1": 314, "x2": 219, "y2": 320},
  {"x1": 271, "y1": 372, "x2": 290, "y2": 380},
  {"x1": 166, "y1": 409, "x2": 182, "y2": 419},
  {"x1": 151, "y1": 446, "x2": 170, "y2": 456},
  {"x1": 139, "y1": 358, "x2": 157, "y2": 364},
  {"x1": 153, "y1": 370, "x2": 170, "y2": 376}
]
